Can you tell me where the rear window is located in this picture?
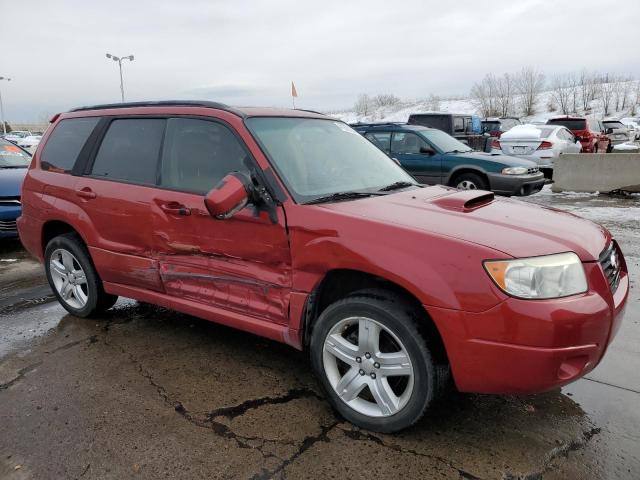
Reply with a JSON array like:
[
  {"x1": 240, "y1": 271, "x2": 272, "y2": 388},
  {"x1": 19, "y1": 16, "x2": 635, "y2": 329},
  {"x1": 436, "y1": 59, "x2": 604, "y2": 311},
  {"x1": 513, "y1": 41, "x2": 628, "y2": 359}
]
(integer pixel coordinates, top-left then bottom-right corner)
[
  {"x1": 90, "y1": 119, "x2": 165, "y2": 185},
  {"x1": 408, "y1": 115, "x2": 450, "y2": 132},
  {"x1": 40, "y1": 117, "x2": 100, "y2": 172},
  {"x1": 547, "y1": 119, "x2": 586, "y2": 130},
  {"x1": 481, "y1": 121, "x2": 500, "y2": 133}
]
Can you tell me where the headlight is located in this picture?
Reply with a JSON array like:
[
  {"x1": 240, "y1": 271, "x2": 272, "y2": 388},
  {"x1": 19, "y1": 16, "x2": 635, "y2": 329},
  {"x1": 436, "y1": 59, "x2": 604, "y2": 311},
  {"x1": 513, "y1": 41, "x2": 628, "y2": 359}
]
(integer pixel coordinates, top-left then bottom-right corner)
[
  {"x1": 484, "y1": 252, "x2": 587, "y2": 299},
  {"x1": 502, "y1": 167, "x2": 528, "y2": 175}
]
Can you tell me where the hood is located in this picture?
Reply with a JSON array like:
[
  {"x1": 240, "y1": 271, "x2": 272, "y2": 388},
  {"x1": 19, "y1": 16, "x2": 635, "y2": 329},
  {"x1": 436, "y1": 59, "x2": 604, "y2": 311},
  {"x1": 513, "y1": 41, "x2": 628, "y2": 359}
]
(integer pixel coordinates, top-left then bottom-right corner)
[
  {"x1": 318, "y1": 186, "x2": 608, "y2": 261},
  {"x1": 452, "y1": 151, "x2": 537, "y2": 168},
  {"x1": 0, "y1": 168, "x2": 27, "y2": 197}
]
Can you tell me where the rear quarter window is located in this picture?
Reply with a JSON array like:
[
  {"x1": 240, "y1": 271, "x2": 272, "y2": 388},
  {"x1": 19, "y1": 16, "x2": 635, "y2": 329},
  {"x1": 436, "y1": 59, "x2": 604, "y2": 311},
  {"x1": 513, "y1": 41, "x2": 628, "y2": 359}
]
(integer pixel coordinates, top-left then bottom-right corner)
[{"x1": 40, "y1": 117, "x2": 100, "y2": 172}]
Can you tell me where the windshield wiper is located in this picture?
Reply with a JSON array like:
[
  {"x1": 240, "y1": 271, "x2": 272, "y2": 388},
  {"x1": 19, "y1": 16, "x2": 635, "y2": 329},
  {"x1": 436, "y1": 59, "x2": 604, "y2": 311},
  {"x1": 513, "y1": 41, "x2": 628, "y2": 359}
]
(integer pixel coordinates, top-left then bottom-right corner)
[
  {"x1": 377, "y1": 181, "x2": 418, "y2": 192},
  {"x1": 305, "y1": 191, "x2": 384, "y2": 205}
]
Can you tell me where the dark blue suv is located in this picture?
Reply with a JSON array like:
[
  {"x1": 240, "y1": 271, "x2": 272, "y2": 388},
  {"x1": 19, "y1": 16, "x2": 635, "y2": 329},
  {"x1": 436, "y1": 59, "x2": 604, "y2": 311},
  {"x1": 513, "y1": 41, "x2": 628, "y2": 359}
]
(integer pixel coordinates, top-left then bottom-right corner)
[{"x1": 351, "y1": 123, "x2": 545, "y2": 196}]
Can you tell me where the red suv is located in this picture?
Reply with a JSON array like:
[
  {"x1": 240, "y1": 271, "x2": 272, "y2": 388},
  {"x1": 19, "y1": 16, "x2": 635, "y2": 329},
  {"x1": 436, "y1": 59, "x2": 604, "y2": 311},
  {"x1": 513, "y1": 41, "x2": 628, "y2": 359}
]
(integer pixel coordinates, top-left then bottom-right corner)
[
  {"x1": 546, "y1": 116, "x2": 610, "y2": 153},
  {"x1": 18, "y1": 102, "x2": 628, "y2": 432}
]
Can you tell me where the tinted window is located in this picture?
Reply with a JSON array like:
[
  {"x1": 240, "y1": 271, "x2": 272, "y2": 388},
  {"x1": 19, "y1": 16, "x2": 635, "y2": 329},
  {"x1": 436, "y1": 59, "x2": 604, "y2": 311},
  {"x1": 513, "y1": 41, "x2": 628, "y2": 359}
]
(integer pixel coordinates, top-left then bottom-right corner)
[
  {"x1": 364, "y1": 132, "x2": 391, "y2": 153},
  {"x1": 391, "y1": 132, "x2": 429, "y2": 154},
  {"x1": 547, "y1": 119, "x2": 586, "y2": 131},
  {"x1": 408, "y1": 115, "x2": 450, "y2": 132},
  {"x1": 453, "y1": 117, "x2": 465, "y2": 133},
  {"x1": 160, "y1": 118, "x2": 249, "y2": 193},
  {"x1": 91, "y1": 119, "x2": 165, "y2": 185},
  {"x1": 41, "y1": 117, "x2": 100, "y2": 171}
]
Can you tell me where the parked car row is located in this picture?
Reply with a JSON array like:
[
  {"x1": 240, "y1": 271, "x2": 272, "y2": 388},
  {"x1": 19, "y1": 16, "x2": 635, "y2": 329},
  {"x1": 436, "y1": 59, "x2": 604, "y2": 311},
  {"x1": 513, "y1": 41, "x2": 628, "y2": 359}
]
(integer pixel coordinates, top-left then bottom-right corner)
[
  {"x1": 0, "y1": 138, "x2": 31, "y2": 238},
  {"x1": 13, "y1": 101, "x2": 628, "y2": 432},
  {"x1": 1, "y1": 130, "x2": 44, "y2": 151}
]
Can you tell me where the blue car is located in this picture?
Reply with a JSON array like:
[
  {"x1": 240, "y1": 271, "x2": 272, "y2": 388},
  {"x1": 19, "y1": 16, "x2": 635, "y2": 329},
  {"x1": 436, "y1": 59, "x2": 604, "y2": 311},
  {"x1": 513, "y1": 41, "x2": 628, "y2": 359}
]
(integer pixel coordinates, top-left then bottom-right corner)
[
  {"x1": 351, "y1": 123, "x2": 545, "y2": 196},
  {"x1": 0, "y1": 138, "x2": 31, "y2": 238}
]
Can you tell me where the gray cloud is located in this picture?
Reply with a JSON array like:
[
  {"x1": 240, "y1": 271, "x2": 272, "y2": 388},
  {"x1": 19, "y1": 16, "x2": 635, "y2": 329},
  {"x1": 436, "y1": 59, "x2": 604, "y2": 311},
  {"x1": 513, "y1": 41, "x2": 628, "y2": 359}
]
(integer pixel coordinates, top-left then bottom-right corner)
[{"x1": 1, "y1": 0, "x2": 639, "y2": 121}]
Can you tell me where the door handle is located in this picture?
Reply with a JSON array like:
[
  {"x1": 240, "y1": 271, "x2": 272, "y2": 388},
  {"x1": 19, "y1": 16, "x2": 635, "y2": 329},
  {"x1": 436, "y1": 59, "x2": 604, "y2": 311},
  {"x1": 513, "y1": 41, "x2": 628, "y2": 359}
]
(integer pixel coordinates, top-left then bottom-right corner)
[
  {"x1": 160, "y1": 202, "x2": 191, "y2": 216},
  {"x1": 76, "y1": 188, "x2": 96, "y2": 199}
]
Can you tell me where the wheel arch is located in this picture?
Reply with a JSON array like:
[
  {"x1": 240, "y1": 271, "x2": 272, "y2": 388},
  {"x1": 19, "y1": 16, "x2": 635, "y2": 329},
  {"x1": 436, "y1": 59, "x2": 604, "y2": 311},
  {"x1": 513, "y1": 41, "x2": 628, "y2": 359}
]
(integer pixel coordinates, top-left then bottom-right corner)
[
  {"x1": 42, "y1": 219, "x2": 88, "y2": 253},
  {"x1": 302, "y1": 268, "x2": 449, "y2": 366},
  {"x1": 446, "y1": 166, "x2": 489, "y2": 187}
]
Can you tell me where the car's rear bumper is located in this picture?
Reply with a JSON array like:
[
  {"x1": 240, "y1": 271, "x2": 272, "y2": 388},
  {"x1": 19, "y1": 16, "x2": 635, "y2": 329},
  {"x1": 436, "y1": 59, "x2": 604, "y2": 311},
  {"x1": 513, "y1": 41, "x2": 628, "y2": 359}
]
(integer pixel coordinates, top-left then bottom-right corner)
[
  {"x1": 427, "y1": 262, "x2": 628, "y2": 394},
  {"x1": 487, "y1": 172, "x2": 545, "y2": 196}
]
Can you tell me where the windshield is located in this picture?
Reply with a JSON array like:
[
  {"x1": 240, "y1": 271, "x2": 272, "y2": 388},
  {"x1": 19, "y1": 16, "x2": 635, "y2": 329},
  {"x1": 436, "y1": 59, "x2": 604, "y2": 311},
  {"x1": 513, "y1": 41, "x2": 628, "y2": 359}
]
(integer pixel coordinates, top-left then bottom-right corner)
[
  {"x1": 0, "y1": 140, "x2": 31, "y2": 167},
  {"x1": 419, "y1": 129, "x2": 472, "y2": 153},
  {"x1": 246, "y1": 117, "x2": 416, "y2": 203},
  {"x1": 547, "y1": 119, "x2": 586, "y2": 130},
  {"x1": 603, "y1": 121, "x2": 624, "y2": 129}
]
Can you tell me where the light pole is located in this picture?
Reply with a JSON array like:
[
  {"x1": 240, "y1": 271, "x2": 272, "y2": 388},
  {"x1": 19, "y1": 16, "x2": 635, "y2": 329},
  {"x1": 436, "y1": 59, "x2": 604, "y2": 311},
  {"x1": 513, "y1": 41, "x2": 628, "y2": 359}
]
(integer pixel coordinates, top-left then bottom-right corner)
[
  {"x1": 0, "y1": 76, "x2": 10, "y2": 135},
  {"x1": 105, "y1": 53, "x2": 134, "y2": 102}
]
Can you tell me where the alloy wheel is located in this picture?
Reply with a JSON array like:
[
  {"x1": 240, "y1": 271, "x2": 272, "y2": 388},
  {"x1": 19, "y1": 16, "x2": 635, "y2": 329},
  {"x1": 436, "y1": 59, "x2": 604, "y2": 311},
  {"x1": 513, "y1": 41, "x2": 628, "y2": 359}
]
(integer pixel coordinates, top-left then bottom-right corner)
[
  {"x1": 457, "y1": 180, "x2": 477, "y2": 190},
  {"x1": 322, "y1": 316, "x2": 414, "y2": 417},
  {"x1": 49, "y1": 248, "x2": 89, "y2": 309}
]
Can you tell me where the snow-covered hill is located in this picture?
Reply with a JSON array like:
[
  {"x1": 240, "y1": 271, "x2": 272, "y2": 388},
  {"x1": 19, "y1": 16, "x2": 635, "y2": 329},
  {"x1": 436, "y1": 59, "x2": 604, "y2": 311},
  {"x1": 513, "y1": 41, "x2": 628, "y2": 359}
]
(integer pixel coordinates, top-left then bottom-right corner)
[{"x1": 328, "y1": 81, "x2": 639, "y2": 124}]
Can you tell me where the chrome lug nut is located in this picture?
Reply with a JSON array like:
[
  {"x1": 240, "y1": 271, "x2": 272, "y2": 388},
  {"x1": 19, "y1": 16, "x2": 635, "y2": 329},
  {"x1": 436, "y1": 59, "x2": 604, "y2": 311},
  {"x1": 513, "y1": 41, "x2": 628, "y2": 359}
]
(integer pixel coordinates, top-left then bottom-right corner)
[
  {"x1": 365, "y1": 352, "x2": 371, "y2": 359},
  {"x1": 370, "y1": 373, "x2": 376, "y2": 379},
  {"x1": 374, "y1": 362, "x2": 380, "y2": 369},
  {"x1": 356, "y1": 357, "x2": 362, "y2": 363},
  {"x1": 359, "y1": 369, "x2": 365, "y2": 376}
]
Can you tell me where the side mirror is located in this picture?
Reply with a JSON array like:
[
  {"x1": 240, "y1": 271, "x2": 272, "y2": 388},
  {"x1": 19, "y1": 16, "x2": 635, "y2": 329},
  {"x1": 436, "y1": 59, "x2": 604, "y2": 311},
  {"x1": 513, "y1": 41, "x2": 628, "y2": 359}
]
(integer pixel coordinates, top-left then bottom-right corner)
[
  {"x1": 419, "y1": 146, "x2": 435, "y2": 155},
  {"x1": 204, "y1": 173, "x2": 252, "y2": 219}
]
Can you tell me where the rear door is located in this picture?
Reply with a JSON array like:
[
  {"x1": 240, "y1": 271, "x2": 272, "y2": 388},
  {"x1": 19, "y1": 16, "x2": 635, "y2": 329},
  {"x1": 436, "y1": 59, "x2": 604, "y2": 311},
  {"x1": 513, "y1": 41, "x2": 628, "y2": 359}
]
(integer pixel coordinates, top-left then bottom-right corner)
[
  {"x1": 390, "y1": 131, "x2": 442, "y2": 184},
  {"x1": 151, "y1": 117, "x2": 292, "y2": 325},
  {"x1": 75, "y1": 118, "x2": 165, "y2": 291}
]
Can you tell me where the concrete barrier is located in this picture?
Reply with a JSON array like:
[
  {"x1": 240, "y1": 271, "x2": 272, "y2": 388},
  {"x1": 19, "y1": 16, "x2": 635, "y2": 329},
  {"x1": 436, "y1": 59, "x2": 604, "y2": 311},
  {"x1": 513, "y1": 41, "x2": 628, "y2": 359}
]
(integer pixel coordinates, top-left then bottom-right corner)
[{"x1": 552, "y1": 153, "x2": 640, "y2": 193}]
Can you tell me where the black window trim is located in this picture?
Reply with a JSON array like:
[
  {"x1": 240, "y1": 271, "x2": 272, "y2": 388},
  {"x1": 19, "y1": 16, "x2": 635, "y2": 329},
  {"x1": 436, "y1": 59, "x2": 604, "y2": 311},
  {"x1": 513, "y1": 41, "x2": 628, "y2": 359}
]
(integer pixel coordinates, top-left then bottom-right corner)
[{"x1": 80, "y1": 114, "x2": 283, "y2": 203}]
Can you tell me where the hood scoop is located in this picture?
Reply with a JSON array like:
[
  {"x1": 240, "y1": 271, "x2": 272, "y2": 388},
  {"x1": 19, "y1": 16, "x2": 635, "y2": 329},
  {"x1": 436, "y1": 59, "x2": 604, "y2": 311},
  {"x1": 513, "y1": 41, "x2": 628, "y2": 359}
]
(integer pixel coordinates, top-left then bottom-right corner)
[{"x1": 431, "y1": 190, "x2": 495, "y2": 212}]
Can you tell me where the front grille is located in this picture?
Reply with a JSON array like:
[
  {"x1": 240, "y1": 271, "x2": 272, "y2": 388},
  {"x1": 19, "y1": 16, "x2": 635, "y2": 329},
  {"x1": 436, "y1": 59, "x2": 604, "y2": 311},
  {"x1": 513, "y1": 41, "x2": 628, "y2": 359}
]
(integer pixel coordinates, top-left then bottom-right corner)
[
  {"x1": 527, "y1": 167, "x2": 539, "y2": 175},
  {"x1": 599, "y1": 242, "x2": 621, "y2": 293},
  {"x1": 0, "y1": 196, "x2": 21, "y2": 207},
  {"x1": 0, "y1": 219, "x2": 18, "y2": 232}
]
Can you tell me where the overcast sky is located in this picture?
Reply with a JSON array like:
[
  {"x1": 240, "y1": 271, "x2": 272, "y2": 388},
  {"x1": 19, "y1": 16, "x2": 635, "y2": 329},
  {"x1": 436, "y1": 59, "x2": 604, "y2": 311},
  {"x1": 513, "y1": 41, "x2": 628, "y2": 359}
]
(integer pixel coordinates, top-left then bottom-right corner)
[{"x1": 1, "y1": 0, "x2": 639, "y2": 122}]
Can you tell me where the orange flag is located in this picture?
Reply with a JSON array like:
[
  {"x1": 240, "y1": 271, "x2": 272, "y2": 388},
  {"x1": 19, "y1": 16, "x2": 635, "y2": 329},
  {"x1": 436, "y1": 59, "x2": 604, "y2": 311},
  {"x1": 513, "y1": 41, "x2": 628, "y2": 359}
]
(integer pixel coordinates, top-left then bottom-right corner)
[{"x1": 291, "y1": 82, "x2": 298, "y2": 98}]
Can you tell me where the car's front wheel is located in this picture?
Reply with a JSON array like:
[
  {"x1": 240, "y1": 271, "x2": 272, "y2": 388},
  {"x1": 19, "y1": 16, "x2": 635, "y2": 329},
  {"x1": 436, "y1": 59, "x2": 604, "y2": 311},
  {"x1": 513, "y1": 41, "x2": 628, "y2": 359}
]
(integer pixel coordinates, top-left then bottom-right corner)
[
  {"x1": 44, "y1": 233, "x2": 118, "y2": 317},
  {"x1": 452, "y1": 172, "x2": 488, "y2": 191},
  {"x1": 310, "y1": 290, "x2": 441, "y2": 432}
]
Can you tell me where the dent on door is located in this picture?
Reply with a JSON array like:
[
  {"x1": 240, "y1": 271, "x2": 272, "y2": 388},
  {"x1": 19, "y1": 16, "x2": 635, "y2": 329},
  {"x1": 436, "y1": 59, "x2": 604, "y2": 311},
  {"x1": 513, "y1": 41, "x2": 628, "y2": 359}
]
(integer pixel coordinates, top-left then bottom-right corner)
[{"x1": 153, "y1": 202, "x2": 292, "y2": 325}]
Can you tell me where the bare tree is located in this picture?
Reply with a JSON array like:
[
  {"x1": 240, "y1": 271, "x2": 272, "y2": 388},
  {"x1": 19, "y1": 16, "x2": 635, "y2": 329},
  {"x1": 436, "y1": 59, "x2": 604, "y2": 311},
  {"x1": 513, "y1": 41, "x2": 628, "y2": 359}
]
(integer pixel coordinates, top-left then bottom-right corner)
[
  {"x1": 599, "y1": 77, "x2": 615, "y2": 116},
  {"x1": 354, "y1": 94, "x2": 373, "y2": 116},
  {"x1": 494, "y1": 73, "x2": 515, "y2": 117},
  {"x1": 515, "y1": 67, "x2": 545, "y2": 116},
  {"x1": 427, "y1": 94, "x2": 440, "y2": 111},
  {"x1": 566, "y1": 73, "x2": 580, "y2": 113},
  {"x1": 579, "y1": 70, "x2": 596, "y2": 112},
  {"x1": 372, "y1": 93, "x2": 400, "y2": 108},
  {"x1": 470, "y1": 74, "x2": 499, "y2": 117},
  {"x1": 550, "y1": 75, "x2": 572, "y2": 114}
]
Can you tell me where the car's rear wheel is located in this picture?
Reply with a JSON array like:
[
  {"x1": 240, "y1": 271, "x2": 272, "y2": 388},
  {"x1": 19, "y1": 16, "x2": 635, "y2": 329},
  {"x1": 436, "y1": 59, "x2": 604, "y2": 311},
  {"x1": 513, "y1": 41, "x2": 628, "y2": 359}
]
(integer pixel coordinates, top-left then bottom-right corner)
[
  {"x1": 45, "y1": 233, "x2": 118, "y2": 317},
  {"x1": 452, "y1": 172, "x2": 488, "y2": 191},
  {"x1": 310, "y1": 290, "x2": 441, "y2": 432}
]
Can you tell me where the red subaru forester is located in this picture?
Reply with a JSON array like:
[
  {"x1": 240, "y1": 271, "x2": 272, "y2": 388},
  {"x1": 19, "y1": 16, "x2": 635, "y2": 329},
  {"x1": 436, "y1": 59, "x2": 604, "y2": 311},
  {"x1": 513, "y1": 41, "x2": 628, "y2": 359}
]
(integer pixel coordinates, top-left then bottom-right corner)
[{"x1": 18, "y1": 101, "x2": 628, "y2": 432}]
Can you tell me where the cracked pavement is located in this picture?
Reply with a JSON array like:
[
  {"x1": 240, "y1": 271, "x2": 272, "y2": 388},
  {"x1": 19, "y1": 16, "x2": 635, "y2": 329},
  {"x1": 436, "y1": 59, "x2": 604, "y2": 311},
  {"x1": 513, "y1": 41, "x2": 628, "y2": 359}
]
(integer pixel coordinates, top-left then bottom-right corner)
[{"x1": 1, "y1": 187, "x2": 639, "y2": 479}]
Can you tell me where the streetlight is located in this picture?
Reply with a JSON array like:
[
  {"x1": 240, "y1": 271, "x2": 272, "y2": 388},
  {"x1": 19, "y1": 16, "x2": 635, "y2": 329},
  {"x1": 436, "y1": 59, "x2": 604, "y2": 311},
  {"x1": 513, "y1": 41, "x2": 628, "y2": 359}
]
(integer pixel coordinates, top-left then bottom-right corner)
[
  {"x1": 0, "y1": 76, "x2": 10, "y2": 135},
  {"x1": 105, "y1": 53, "x2": 134, "y2": 102}
]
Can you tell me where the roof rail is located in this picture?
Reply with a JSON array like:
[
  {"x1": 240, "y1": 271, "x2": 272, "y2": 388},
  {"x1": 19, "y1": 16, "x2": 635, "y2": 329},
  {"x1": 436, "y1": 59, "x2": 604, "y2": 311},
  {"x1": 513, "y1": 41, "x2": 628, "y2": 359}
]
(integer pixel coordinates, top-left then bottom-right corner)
[
  {"x1": 348, "y1": 121, "x2": 407, "y2": 127},
  {"x1": 68, "y1": 100, "x2": 246, "y2": 117}
]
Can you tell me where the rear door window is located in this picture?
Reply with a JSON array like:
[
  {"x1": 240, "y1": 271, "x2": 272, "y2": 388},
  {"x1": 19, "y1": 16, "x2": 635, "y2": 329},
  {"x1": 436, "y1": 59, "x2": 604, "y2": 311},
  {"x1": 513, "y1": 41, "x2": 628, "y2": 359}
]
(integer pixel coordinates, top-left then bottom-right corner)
[
  {"x1": 391, "y1": 132, "x2": 429, "y2": 154},
  {"x1": 160, "y1": 118, "x2": 249, "y2": 194},
  {"x1": 90, "y1": 119, "x2": 165, "y2": 185},
  {"x1": 364, "y1": 132, "x2": 391, "y2": 154},
  {"x1": 40, "y1": 117, "x2": 100, "y2": 172}
]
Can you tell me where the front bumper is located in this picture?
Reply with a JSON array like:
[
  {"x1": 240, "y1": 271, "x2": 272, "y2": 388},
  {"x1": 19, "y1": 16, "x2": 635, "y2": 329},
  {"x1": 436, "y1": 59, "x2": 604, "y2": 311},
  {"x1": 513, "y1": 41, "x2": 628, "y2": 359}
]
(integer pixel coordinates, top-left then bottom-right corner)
[
  {"x1": 487, "y1": 172, "x2": 546, "y2": 196},
  {"x1": 0, "y1": 205, "x2": 21, "y2": 238},
  {"x1": 428, "y1": 261, "x2": 628, "y2": 394}
]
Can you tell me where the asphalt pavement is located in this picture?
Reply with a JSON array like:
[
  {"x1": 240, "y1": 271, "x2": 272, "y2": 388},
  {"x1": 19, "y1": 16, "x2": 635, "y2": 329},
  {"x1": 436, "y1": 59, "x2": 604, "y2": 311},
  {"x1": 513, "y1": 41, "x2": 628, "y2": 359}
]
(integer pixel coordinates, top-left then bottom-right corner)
[{"x1": 0, "y1": 187, "x2": 638, "y2": 479}]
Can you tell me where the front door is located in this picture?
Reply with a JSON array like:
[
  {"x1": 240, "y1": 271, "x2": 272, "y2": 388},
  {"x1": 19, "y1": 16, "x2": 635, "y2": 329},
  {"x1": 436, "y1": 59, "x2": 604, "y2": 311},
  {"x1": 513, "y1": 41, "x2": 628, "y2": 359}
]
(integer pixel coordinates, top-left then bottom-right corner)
[
  {"x1": 390, "y1": 131, "x2": 442, "y2": 184},
  {"x1": 151, "y1": 117, "x2": 292, "y2": 325}
]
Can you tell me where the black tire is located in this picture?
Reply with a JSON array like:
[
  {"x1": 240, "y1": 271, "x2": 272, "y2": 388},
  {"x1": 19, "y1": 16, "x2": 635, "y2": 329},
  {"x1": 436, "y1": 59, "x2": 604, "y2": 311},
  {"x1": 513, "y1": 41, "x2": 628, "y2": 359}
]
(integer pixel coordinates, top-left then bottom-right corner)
[
  {"x1": 606, "y1": 142, "x2": 612, "y2": 153},
  {"x1": 310, "y1": 289, "x2": 442, "y2": 432},
  {"x1": 44, "y1": 233, "x2": 118, "y2": 317},
  {"x1": 593, "y1": 143, "x2": 599, "y2": 153},
  {"x1": 451, "y1": 172, "x2": 488, "y2": 191}
]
